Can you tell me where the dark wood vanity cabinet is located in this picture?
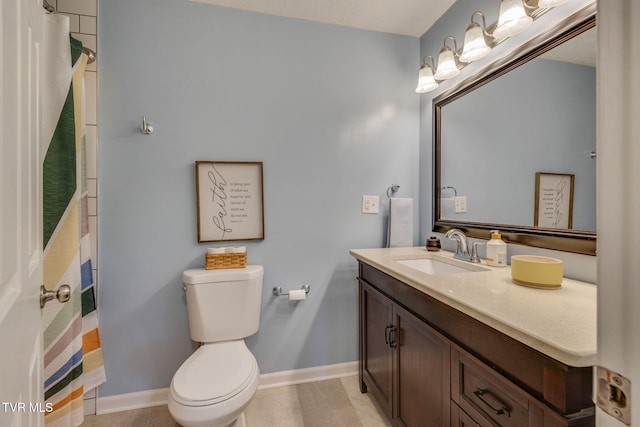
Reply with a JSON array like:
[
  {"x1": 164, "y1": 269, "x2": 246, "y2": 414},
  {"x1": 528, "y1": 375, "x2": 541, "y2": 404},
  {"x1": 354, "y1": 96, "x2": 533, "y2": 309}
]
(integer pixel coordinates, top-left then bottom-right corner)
[
  {"x1": 361, "y1": 280, "x2": 450, "y2": 425},
  {"x1": 357, "y1": 262, "x2": 594, "y2": 427}
]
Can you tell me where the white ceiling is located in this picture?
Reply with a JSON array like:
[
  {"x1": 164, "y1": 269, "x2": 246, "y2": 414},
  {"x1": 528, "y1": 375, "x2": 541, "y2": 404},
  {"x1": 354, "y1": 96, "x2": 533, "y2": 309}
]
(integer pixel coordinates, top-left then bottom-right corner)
[{"x1": 189, "y1": 0, "x2": 457, "y2": 37}]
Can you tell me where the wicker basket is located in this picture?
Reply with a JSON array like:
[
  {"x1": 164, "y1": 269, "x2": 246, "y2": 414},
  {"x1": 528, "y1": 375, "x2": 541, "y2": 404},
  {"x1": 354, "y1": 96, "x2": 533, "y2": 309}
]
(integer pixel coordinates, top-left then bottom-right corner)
[{"x1": 205, "y1": 252, "x2": 247, "y2": 270}]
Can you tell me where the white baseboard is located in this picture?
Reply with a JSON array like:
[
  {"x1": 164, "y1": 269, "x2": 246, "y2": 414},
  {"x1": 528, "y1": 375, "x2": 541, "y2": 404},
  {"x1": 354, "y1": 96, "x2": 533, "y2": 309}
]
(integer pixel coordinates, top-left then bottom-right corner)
[
  {"x1": 95, "y1": 361, "x2": 358, "y2": 415},
  {"x1": 96, "y1": 387, "x2": 169, "y2": 415},
  {"x1": 257, "y1": 360, "x2": 358, "y2": 390}
]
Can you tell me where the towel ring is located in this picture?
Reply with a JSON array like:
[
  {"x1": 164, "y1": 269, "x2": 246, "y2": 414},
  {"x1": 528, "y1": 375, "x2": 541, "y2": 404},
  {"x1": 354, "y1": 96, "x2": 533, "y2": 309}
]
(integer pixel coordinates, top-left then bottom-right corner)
[
  {"x1": 386, "y1": 184, "x2": 400, "y2": 199},
  {"x1": 442, "y1": 186, "x2": 457, "y2": 197}
]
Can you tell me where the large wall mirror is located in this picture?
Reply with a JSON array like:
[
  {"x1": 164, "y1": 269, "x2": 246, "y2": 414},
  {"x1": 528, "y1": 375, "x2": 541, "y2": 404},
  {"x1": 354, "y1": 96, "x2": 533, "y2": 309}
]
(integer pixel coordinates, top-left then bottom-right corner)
[{"x1": 433, "y1": 13, "x2": 596, "y2": 255}]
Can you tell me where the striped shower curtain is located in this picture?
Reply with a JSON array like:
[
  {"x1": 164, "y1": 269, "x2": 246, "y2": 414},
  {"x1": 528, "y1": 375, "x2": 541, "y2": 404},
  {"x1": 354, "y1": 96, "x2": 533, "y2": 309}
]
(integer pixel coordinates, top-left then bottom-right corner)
[{"x1": 42, "y1": 14, "x2": 106, "y2": 427}]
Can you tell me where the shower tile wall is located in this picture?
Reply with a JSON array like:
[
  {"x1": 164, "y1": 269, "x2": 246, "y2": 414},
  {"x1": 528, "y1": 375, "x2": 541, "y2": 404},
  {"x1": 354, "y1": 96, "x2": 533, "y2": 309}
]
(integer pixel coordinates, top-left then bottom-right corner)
[{"x1": 51, "y1": 0, "x2": 99, "y2": 416}]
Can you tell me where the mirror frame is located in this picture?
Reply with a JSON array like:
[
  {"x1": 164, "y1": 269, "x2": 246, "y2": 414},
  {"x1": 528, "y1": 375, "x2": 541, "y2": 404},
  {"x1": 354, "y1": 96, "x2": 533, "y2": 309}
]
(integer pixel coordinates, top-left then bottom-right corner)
[{"x1": 432, "y1": 8, "x2": 596, "y2": 255}]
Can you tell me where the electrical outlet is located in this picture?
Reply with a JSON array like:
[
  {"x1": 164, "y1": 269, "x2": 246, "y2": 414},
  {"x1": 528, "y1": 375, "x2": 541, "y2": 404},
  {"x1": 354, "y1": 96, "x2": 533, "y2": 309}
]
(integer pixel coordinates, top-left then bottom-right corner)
[
  {"x1": 362, "y1": 195, "x2": 379, "y2": 214},
  {"x1": 454, "y1": 196, "x2": 467, "y2": 213}
]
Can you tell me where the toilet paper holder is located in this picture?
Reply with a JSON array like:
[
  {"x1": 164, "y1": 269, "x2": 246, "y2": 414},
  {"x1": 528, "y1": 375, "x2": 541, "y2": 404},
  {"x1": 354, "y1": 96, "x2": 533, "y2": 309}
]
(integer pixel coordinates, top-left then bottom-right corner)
[{"x1": 272, "y1": 284, "x2": 311, "y2": 297}]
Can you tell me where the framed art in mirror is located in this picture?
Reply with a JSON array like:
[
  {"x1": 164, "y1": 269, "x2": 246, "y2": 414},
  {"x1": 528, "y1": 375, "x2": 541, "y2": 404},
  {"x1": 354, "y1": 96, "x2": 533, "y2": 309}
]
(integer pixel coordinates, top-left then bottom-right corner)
[{"x1": 534, "y1": 172, "x2": 574, "y2": 229}]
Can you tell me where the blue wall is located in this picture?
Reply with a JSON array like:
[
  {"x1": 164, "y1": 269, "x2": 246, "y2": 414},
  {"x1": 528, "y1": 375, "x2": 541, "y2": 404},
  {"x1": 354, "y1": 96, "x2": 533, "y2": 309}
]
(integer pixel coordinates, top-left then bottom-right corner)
[
  {"x1": 98, "y1": 0, "x2": 597, "y2": 398},
  {"x1": 98, "y1": 0, "x2": 419, "y2": 396}
]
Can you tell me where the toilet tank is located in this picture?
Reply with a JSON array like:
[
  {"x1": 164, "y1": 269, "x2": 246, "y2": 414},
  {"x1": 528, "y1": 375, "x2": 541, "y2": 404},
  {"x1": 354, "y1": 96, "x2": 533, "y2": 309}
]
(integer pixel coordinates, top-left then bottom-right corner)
[{"x1": 182, "y1": 265, "x2": 263, "y2": 343}]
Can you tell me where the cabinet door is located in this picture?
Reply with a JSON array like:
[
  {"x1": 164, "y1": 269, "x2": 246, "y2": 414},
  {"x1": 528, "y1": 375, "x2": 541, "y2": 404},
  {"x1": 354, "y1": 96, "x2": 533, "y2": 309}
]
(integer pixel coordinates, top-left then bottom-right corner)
[
  {"x1": 394, "y1": 305, "x2": 451, "y2": 427},
  {"x1": 361, "y1": 281, "x2": 394, "y2": 419}
]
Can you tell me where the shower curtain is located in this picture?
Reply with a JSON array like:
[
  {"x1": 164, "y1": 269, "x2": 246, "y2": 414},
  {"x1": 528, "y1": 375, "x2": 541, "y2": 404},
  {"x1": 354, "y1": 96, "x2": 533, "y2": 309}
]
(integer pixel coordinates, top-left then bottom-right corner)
[{"x1": 42, "y1": 14, "x2": 106, "y2": 427}]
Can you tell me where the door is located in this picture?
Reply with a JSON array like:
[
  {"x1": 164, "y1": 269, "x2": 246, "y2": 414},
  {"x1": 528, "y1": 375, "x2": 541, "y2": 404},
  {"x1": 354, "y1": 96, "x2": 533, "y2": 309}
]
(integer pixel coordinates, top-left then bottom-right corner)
[
  {"x1": 360, "y1": 281, "x2": 394, "y2": 420},
  {"x1": 596, "y1": 1, "x2": 640, "y2": 426},
  {"x1": 394, "y1": 304, "x2": 450, "y2": 427},
  {"x1": 1, "y1": 0, "x2": 45, "y2": 425}
]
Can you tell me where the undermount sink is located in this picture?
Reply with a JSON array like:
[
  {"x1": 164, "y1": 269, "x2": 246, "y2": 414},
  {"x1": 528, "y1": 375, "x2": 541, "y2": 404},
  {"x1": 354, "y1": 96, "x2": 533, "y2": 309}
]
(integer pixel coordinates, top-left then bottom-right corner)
[{"x1": 394, "y1": 257, "x2": 489, "y2": 275}]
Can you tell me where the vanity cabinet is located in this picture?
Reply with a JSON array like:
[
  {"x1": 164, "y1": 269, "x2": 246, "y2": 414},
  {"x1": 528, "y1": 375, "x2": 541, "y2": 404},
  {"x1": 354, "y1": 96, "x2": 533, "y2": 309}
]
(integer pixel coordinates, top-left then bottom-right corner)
[
  {"x1": 357, "y1": 261, "x2": 594, "y2": 427},
  {"x1": 360, "y1": 281, "x2": 450, "y2": 425}
]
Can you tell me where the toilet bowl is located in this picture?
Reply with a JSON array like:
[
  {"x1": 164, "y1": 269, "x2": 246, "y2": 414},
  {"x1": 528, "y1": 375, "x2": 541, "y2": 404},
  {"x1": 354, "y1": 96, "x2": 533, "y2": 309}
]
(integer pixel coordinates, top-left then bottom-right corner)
[
  {"x1": 168, "y1": 266, "x2": 264, "y2": 427},
  {"x1": 168, "y1": 341, "x2": 259, "y2": 427}
]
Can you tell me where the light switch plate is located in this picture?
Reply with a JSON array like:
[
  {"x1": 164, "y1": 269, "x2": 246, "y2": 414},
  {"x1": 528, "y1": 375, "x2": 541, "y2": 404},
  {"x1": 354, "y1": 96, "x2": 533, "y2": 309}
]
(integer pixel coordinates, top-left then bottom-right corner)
[
  {"x1": 362, "y1": 195, "x2": 379, "y2": 214},
  {"x1": 454, "y1": 196, "x2": 467, "y2": 213}
]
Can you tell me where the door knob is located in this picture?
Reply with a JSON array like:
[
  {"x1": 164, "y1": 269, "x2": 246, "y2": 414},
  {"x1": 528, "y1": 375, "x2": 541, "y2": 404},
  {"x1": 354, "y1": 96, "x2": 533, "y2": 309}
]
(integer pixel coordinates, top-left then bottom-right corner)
[{"x1": 40, "y1": 285, "x2": 71, "y2": 308}]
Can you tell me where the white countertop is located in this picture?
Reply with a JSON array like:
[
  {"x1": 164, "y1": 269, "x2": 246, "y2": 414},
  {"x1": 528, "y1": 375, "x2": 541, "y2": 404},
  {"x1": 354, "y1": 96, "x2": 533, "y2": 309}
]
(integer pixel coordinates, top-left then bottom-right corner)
[{"x1": 350, "y1": 247, "x2": 597, "y2": 367}]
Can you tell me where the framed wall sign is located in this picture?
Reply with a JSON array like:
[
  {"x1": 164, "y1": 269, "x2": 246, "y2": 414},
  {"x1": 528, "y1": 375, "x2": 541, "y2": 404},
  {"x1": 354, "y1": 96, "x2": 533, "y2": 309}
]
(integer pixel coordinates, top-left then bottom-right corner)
[
  {"x1": 195, "y1": 161, "x2": 264, "y2": 242},
  {"x1": 534, "y1": 172, "x2": 574, "y2": 229}
]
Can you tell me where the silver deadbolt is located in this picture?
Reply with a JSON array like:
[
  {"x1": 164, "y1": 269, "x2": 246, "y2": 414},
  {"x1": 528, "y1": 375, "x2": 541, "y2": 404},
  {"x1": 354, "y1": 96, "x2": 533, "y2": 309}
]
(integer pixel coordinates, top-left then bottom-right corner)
[{"x1": 40, "y1": 285, "x2": 71, "y2": 308}]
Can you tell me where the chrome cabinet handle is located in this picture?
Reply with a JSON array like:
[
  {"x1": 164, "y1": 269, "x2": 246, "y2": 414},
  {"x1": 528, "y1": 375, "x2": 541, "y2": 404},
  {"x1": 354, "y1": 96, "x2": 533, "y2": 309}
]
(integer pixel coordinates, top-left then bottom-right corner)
[
  {"x1": 473, "y1": 388, "x2": 510, "y2": 417},
  {"x1": 40, "y1": 284, "x2": 71, "y2": 308}
]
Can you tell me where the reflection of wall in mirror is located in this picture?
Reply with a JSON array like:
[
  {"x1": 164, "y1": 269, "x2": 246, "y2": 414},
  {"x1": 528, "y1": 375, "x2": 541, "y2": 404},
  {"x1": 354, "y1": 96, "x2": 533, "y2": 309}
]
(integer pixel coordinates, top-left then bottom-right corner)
[{"x1": 440, "y1": 58, "x2": 595, "y2": 231}]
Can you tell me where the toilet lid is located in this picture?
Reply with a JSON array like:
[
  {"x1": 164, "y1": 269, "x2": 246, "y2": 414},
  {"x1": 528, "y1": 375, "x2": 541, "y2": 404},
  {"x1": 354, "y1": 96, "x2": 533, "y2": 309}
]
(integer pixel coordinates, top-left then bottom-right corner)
[{"x1": 171, "y1": 341, "x2": 257, "y2": 406}]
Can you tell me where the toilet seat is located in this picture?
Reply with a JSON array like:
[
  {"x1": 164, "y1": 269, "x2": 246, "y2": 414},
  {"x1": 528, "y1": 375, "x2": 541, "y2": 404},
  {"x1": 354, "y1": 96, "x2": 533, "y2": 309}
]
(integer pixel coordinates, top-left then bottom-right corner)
[{"x1": 170, "y1": 341, "x2": 258, "y2": 407}]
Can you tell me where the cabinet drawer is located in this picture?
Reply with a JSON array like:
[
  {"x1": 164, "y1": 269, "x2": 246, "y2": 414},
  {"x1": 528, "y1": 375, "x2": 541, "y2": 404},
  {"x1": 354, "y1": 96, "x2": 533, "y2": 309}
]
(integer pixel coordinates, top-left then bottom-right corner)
[
  {"x1": 452, "y1": 347, "x2": 543, "y2": 427},
  {"x1": 451, "y1": 401, "x2": 489, "y2": 427}
]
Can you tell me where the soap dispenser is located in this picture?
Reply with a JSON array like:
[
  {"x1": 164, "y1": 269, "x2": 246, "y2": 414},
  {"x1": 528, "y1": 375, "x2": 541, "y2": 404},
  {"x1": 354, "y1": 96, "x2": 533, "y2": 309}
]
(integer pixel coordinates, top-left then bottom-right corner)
[{"x1": 486, "y1": 230, "x2": 507, "y2": 267}]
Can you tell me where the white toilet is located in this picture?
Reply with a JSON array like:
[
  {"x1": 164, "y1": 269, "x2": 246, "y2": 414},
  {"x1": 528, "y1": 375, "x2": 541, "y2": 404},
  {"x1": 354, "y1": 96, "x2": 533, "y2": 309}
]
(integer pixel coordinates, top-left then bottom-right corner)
[{"x1": 168, "y1": 266, "x2": 263, "y2": 427}]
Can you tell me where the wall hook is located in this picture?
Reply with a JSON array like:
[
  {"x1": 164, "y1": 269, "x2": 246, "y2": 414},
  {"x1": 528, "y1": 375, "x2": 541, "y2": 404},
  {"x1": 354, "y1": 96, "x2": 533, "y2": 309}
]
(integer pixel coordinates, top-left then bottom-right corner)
[{"x1": 140, "y1": 116, "x2": 154, "y2": 135}]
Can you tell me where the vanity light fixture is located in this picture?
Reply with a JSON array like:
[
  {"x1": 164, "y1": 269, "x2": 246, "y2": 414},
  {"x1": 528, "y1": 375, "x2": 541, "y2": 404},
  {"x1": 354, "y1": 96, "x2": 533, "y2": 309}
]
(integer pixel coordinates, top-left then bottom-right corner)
[
  {"x1": 537, "y1": 0, "x2": 570, "y2": 7},
  {"x1": 493, "y1": 0, "x2": 533, "y2": 39},
  {"x1": 415, "y1": 55, "x2": 438, "y2": 93},
  {"x1": 459, "y1": 12, "x2": 491, "y2": 63},
  {"x1": 415, "y1": 0, "x2": 571, "y2": 94},
  {"x1": 434, "y1": 36, "x2": 460, "y2": 80}
]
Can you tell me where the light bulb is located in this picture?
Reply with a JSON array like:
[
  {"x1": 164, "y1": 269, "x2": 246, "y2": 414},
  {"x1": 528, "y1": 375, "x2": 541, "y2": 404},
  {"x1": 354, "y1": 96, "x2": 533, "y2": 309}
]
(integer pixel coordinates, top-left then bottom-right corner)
[
  {"x1": 434, "y1": 46, "x2": 459, "y2": 80},
  {"x1": 460, "y1": 22, "x2": 491, "y2": 63},
  {"x1": 415, "y1": 64, "x2": 438, "y2": 93},
  {"x1": 493, "y1": 0, "x2": 533, "y2": 39}
]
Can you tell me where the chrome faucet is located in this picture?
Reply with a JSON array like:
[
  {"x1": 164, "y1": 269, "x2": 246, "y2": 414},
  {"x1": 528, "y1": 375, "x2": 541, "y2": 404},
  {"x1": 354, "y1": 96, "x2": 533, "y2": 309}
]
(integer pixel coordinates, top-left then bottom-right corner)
[{"x1": 444, "y1": 229, "x2": 482, "y2": 263}]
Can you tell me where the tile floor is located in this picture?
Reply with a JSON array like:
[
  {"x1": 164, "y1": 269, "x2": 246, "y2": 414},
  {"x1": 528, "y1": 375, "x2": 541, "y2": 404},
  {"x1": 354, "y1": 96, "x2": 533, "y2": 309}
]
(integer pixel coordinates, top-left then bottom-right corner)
[{"x1": 80, "y1": 375, "x2": 391, "y2": 427}]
